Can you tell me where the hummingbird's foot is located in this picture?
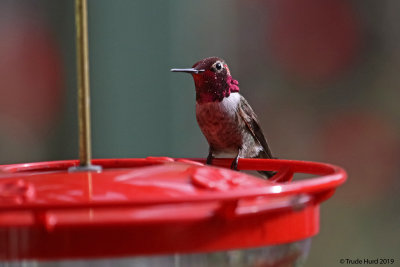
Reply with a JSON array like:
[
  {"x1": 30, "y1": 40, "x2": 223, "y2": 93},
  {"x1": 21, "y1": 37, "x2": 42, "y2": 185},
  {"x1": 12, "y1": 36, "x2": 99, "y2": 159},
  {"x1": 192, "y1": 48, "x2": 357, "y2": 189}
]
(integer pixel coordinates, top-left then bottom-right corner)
[
  {"x1": 231, "y1": 148, "x2": 242, "y2": 170},
  {"x1": 230, "y1": 156, "x2": 240, "y2": 170},
  {"x1": 231, "y1": 152, "x2": 241, "y2": 170},
  {"x1": 206, "y1": 149, "x2": 214, "y2": 165}
]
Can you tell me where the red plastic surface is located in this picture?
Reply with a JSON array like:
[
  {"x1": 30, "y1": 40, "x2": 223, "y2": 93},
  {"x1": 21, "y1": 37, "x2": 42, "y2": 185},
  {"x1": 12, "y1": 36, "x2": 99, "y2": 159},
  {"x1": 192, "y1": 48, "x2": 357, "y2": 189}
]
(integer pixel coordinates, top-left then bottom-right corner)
[{"x1": 0, "y1": 158, "x2": 346, "y2": 260}]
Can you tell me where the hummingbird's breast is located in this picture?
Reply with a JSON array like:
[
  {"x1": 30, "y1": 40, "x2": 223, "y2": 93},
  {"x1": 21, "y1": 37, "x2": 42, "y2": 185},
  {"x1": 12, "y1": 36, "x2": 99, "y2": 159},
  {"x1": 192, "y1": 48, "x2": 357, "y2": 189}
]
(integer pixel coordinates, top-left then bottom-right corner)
[{"x1": 196, "y1": 93, "x2": 244, "y2": 155}]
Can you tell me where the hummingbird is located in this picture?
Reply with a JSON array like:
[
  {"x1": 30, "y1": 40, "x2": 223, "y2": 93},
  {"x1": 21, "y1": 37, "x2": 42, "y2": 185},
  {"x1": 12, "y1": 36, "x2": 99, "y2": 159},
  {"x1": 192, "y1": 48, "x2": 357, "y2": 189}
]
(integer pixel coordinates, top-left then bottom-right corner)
[{"x1": 171, "y1": 57, "x2": 275, "y2": 178}]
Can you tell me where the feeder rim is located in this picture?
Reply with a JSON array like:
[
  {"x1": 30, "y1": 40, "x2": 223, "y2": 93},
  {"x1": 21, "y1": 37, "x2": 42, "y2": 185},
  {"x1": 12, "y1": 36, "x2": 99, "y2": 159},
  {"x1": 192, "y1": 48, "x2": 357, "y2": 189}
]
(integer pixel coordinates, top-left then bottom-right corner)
[{"x1": 0, "y1": 158, "x2": 346, "y2": 211}]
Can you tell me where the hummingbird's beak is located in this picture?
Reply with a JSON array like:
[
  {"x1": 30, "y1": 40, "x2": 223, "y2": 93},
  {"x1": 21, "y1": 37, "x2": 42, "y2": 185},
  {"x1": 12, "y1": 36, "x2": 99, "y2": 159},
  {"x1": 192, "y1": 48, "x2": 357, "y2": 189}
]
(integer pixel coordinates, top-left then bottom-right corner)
[{"x1": 170, "y1": 68, "x2": 205, "y2": 74}]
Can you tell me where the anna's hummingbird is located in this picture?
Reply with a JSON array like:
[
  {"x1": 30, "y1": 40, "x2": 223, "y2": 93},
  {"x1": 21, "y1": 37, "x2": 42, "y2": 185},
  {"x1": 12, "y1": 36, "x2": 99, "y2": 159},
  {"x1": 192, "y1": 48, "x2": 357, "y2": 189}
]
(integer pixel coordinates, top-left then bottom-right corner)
[{"x1": 171, "y1": 57, "x2": 275, "y2": 178}]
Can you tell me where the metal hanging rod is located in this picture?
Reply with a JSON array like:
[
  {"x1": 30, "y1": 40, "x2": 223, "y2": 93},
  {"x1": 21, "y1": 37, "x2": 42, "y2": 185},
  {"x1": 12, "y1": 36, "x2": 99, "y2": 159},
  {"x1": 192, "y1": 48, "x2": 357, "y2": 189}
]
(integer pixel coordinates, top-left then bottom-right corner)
[{"x1": 70, "y1": 0, "x2": 101, "y2": 172}]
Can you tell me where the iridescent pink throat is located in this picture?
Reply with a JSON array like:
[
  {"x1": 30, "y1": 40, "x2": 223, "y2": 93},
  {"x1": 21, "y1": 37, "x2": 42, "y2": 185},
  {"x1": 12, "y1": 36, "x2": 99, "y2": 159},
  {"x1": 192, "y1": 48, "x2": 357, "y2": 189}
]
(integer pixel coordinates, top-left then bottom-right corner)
[{"x1": 194, "y1": 74, "x2": 240, "y2": 104}]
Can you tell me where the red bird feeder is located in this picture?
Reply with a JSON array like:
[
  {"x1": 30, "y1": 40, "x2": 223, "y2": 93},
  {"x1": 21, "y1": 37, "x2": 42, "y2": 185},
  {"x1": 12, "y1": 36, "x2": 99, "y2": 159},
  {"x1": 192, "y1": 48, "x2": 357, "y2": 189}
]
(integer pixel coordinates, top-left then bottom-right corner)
[
  {"x1": 0, "y1": 1, "x2": 346, "y2": 266},
  {"x1": 0, "y1": 158, "x2": 346, "y2": 265}
]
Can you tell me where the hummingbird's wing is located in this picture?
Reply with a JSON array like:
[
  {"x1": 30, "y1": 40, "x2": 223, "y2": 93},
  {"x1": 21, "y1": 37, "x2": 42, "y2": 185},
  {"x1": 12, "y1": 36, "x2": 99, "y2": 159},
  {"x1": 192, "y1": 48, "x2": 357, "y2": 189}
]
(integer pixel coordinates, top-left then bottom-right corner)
[{"x1": 238, "y1": 95, "x2": 273, "y2": 159}]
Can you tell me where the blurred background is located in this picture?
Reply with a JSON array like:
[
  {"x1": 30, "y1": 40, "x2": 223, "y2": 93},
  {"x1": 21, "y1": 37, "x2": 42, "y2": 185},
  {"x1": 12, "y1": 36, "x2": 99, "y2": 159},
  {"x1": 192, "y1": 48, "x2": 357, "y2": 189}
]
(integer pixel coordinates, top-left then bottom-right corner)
[{"x1": 0, "y1": 0, "x2": 399, "y2": 265}]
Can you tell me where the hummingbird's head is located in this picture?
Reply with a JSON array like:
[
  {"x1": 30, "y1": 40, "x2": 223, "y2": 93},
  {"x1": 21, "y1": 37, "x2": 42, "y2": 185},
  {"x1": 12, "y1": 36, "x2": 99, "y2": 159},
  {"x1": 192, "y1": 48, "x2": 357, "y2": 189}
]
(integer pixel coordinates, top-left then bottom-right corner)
[{"x1": 171, "y1": 57, "x2": 239, "y2": 103}]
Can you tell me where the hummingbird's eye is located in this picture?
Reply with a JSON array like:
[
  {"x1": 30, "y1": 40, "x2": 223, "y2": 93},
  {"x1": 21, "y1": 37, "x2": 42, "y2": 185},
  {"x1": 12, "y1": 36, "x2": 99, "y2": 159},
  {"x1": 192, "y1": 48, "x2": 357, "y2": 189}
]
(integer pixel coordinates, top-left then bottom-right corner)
[{"x1": 215, "y1": 62, "x2": 222, "y2": 70}]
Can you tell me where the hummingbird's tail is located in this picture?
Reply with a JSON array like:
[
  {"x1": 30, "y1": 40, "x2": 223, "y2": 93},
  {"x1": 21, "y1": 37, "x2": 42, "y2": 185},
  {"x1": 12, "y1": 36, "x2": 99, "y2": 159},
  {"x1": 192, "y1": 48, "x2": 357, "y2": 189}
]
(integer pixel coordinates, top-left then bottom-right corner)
[
  {"x1": 258, "y1": 170, "x2": 276, "y2": 179},
  {"x1": 256, "y1": 151, "x2": 277, "y2": 179}
]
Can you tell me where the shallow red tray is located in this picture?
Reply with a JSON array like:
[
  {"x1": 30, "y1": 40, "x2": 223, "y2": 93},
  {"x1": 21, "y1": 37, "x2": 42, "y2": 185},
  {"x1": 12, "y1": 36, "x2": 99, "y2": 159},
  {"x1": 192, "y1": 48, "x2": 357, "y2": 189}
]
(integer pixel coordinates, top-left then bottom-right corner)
[{"x1": 0, "y1": 157, "x2": 346, "y2": 260}]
